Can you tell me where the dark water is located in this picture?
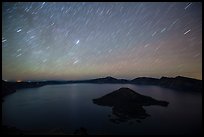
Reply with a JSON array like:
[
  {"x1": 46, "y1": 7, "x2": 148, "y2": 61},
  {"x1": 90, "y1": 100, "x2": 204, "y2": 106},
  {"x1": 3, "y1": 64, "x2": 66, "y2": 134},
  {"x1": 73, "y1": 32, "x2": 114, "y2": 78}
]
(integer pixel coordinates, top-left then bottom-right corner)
[{"x1": 2, "y1": 84, "x2": 202, "y2": 135}]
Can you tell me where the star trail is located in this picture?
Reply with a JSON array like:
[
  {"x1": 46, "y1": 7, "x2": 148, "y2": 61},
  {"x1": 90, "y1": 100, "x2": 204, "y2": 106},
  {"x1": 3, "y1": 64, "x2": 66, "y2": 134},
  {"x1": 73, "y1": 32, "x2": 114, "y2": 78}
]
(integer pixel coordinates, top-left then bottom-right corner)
[{"x1": 2, "y1": 2, "x2": 202, "y2": 81}]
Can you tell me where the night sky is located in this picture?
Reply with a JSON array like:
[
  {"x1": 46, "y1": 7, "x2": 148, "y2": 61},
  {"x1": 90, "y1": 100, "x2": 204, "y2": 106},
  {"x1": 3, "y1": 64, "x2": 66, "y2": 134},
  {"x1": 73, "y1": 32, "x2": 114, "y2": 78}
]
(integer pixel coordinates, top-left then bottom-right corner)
[{"x1": 2, "y1": 2, "x2": 202, "y2": 81}]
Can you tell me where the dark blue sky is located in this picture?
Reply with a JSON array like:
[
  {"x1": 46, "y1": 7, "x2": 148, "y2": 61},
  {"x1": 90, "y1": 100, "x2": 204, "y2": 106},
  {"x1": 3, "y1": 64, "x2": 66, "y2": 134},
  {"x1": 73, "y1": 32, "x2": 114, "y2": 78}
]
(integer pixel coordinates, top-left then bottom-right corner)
[{"x1": 2, "y1": 2, "x2": 202, "y2": 81}]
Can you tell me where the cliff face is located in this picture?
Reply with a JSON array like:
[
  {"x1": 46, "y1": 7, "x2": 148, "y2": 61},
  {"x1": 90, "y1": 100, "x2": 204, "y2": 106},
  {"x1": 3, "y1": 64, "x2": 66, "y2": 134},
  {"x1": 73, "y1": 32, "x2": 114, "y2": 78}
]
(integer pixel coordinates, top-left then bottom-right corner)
[{"x1": 93, "y1": 87, "x2": 169, "y2": 124}]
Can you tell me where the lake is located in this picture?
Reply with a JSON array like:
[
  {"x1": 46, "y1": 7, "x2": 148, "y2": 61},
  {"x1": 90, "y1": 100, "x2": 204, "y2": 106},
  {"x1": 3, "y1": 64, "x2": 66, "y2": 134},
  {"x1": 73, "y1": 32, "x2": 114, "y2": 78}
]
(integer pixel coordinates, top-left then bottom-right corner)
[{"x1": 2, "y1": 84, "x2": 202, "y2": 135}]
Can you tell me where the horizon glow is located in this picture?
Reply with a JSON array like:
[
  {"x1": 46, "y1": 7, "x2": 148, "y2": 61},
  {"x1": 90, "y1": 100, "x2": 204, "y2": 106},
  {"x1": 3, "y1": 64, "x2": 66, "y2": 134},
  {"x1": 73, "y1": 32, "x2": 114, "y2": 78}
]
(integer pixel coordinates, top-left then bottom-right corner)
[{"x1": 2, "y1": 2, "x2": 202, "y2": 81}]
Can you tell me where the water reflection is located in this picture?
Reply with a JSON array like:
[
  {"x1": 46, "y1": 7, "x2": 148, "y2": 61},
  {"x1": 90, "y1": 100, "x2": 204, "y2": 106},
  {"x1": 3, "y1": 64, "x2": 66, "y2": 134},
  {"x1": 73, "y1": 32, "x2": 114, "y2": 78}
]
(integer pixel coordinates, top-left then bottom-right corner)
[
  {"x1": 2, "y1": 84, "x2": 201, "y2": 135},
  {"x1": 93, "y1": 87, "x2": 169, "y2": 124}
]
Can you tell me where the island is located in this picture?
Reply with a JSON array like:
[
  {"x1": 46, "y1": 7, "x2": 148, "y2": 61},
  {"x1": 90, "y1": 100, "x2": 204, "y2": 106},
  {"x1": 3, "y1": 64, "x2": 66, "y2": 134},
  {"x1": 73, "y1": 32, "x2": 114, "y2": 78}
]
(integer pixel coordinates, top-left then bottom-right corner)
[{"x1": 93, "y1": 87, "x2": 169, "y2": 124}]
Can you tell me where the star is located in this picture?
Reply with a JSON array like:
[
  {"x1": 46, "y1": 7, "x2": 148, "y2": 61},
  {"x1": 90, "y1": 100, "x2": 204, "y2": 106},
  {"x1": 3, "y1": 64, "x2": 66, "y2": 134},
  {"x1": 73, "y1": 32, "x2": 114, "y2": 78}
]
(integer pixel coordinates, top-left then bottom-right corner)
[
  {"x1": 184, "y1": 29, "x2": 191, "y2": 35},
  {"x1": 76, "y1": 40, "x2": 80, "y2": 45},
  {"x1": 2, "y1": 2, "x2": 202, "y2": 80},
  {"x1": 73, "y1": 60, "x2": 79, "y2": 64},
  {"x1": 16, "y1": 29, "x2": 22, "y2": 32}
]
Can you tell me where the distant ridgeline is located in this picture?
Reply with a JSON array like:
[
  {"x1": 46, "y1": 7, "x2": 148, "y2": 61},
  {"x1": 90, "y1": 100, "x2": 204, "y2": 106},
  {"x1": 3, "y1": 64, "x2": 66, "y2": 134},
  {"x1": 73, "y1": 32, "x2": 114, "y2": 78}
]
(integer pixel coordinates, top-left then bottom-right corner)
[
  {"x1": 1, "y1": 76, "x2": 202, "y2": 97},
  {"x1": 131, "y1": 76, "x2": 202, "y2": 92},
  {"x1": 81, "y1": 76, "x2": 202, "y2": 92}
]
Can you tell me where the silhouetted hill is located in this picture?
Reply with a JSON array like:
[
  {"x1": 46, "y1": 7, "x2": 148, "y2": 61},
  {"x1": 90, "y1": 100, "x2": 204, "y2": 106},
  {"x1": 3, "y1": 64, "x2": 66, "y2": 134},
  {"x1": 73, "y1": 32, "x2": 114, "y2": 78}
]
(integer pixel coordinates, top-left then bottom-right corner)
[
  {"x1": 158, "y1": 76, "x2": 202, "y2": 92},
  {"x1": 93, "y1": 87, "x2": 169, "y2": 106},
  {"x1": 93, "y1": 87, "x2": 169, "y2": 123},
  {"x1": 86, "y1": 76, "x2": 129, "y2": 83}
]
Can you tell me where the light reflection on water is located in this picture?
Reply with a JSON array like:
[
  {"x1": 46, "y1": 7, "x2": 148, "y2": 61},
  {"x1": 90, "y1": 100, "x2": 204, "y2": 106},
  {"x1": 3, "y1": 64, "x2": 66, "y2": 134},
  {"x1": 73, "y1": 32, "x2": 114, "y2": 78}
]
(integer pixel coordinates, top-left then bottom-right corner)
[{"x1": 2, "y1": 84, "x2": 202, "y2": 135}]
